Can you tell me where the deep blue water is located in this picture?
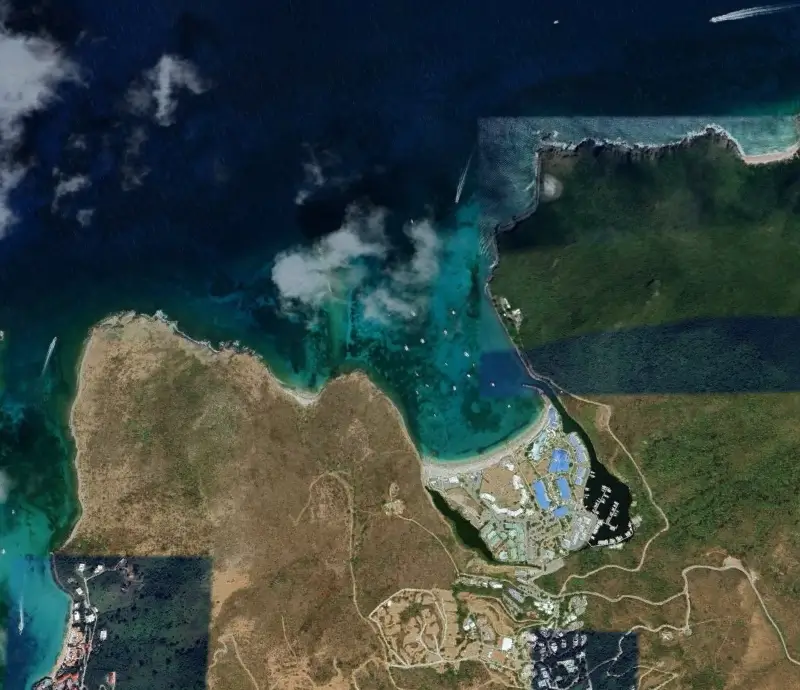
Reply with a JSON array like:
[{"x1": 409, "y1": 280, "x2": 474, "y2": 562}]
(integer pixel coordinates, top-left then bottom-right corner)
[{"x1": 2, "y1": 0, "x2": 800, "y2": 686}]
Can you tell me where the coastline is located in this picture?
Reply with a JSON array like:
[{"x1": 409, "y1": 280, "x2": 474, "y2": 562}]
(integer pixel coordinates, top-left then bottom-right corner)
[
  {"x1": 538, "y1": 123, "x2": 800, "y2": 169},
  {"x1": 741, "y1": 142, "x2": 800, "y2": 165},
  {"x1": 41, "y1": 316, "x2": 98, "y2": 685},
  {"x1": 61, "y1": 323, "x2": 94, "y2": 552},
  {"x1": 42, "y1": 561, "x2": 73, "y2": 685},
  {"x1": 151, "y1": 310, "x2": 322, "y2": 408},
  {"x1": 421, "y1": 397, "x2": 550, "y2": 480}
]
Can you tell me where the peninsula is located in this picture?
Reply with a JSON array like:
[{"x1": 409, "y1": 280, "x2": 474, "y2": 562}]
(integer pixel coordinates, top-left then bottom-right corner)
[{"x1": 45, "y1": 312, "x2": 643, "y2": 690}]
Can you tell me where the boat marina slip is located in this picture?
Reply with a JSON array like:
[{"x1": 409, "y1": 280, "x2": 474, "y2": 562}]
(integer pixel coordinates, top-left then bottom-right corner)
[{"x1": 424, "y1": 397, "x2": 634, "y2": 576}]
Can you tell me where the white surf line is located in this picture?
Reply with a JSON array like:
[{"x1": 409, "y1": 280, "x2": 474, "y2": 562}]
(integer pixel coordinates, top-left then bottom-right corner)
[
  {"x1": 17, "y1": 592, "x2": 24, "y2": 635},
  {"x1": 41, "y1": 336, "x2": 58, "y2": 377},
  {"x1": 454, "y1": 147, "x2": 475, "y2": 204},
  {"x1": 710, "y1": 2, "x2": 800, "y2": 22}
]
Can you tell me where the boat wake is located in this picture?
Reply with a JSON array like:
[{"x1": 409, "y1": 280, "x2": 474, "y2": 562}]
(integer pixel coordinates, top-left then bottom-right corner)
[
  {"x1": 454, "y1": 148, "x2": 475, "y2": 204},
  {"x1": 710, "y1": 2, "x2": 800, "y2": 22},
  {"x1": 18, "y1": 594, "x2": 24, "y2": 635},
  {"x1": 41, "y1": 336, "x2": 58, "y2": 377}
]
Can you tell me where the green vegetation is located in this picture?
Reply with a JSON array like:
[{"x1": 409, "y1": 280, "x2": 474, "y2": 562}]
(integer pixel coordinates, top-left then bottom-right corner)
[
  {"x1": 64, "y1": 533, "x2": 111, "y2": 554},
  {"x1": 685, "y1": 668, "x2": 726, "y2": 690},
  {"x1": 533, "y1": 572, "x2": 560, "y2": 592},
  {"x1": 592, "y1": 393, "x2": 800, "y2": 578},
  {"x1": 426, "y1": 489, "x2": 494, "y2": 561},
  {"x1": 395, "y1": 662, "x2": 487, "y2": 690},
  {"x1": 492, "y1": 136, "x2": 800, "y2": 648},
  {"x1": 493, "y1": 137, "x2": 800, "y2": 349},
  {"x1": 124, "y1": 351, "x2": 240, "y2": 504},
  {"x1": 399, "y1": 600, "x2": 425, "y2": 624}
]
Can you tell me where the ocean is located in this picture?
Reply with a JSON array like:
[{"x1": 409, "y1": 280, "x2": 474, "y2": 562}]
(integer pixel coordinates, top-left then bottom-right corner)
[{"x1": 1, "y1": 0, "x2": 800, "y2": 685}]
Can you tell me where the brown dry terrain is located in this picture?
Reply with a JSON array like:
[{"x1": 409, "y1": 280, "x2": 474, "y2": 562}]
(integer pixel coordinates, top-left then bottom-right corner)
[
  {"x1": 554, "y1": 392, "x2": 800, "y2": 689},
  {"x1": 64, "y1": 313, "x2": 484, "y2": 690}
]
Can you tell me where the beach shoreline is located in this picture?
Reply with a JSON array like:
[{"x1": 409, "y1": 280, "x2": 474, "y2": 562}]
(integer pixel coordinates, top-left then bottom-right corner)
[
  {"x1": 741, "y1": 142, "x2": 800, "y2": 165},
  {"x1": 150, "y1": 310, "x2": 323, "y2": 409},
  {"x1": 538, "y1": 123, "x2": 800, "y2": 169},
  {"x1": 42, "y1": 569, "x2": 73, "y2": 685},
  {"x1": 421, "y1": 397, "x2": 550, "y2": 479}
]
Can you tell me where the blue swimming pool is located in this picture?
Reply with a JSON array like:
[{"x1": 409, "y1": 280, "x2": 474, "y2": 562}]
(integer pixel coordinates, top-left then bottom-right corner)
[
  {"x1": 533, "y1": 480, "x2": 551, "y2": 510},
  {"x1": 549, "y1": 448, "x2": 570, "y2": 473}
]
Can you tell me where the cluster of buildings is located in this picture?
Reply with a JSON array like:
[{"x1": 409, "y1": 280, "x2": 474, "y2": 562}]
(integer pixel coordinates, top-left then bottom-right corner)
[
  {"x1": 527, "y1": 421, "x2": 592, "y2": 520},
  {"x1": 495, "y1": 296, "x2": 523, "y2": 331},
  {"x1": 425, "y1": 404, "x2": 601, "y2": 570},
  {"x1": 455, "y1": 572, "x2": 588, "y2": 633},
  {"x1": 453, "y1": 580, "x2": 595, "y2": 685},
  {"x1": 32, "y1": 560, "x2": 118, "y2": 690},
  {"x1": 479, "y1": 520, "x2": 526, "y2": 563},
  {"x1": 372, "y1": 578, "x2": 603, "y2": 687},
  {"x1": 526, "y1": 629, "x2": 592, "y2": 689}
]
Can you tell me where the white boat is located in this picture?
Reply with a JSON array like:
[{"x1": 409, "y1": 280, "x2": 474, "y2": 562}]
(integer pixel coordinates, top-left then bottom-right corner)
[
  {"x1": 41, "y1": 336, "x2": 58, "y2": 377},
  {"x1": 455, "y1": 148, "x2": 475, "y2": 203}
]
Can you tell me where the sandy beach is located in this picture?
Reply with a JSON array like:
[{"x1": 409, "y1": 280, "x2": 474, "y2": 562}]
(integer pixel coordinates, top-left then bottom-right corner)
[
  {"x1": 273, "y1": 379, "x2": 320, "y2": 407},
  {"x1": 62, "y1": 326, "x2": 95, "y2": 552},
  {"x1": 421, "y1": 398, "x2": 551, "y2": 480},
  {"x1": 46, "y1": 628, "x2": 72, "y2": 682},
  {"x1": 742, "y1": 142, "x2": 800, "y2": 165},
  {"x1": 150, "y1": 309, "x2": 323, "y2": 409}
]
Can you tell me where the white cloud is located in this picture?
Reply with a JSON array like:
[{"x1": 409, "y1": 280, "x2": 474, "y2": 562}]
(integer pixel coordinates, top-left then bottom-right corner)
[
  {"x1": 393, "y1": 219, "x2": 442, "y2": 287},
  {"x1": 272, "y1": 206, "x2": 443, "y2": 324},
  {"x1": 51, "y1": 171, "x2": 90, "y2": 212},
  {"x1": 294, "y1": 145, "x2": 362, "y2": 205},
  {"x1": 0, "y1": 165, "x2": 24, "y2": 233},
  {"x1": 120, "y1": 126, "x2": 150, "y2": 190},
  {"x1": 76, "y1": 208, "x2": 94, "y2": 226},
  {"x1": 360, "y1": 219, "x2": 442, "y2": 323},
  {"x1": 361, "y1": 286, "x2": 417, "y2": 323},
  {"x1": 0, "y1": 15, "x2": 79, "y2": 235},
  {"x1": 126, "y1": 55, "x2": 208, "y2": 127},
  {"x1": 272, "y1": 205, "x2": 388, "y2": 309}
]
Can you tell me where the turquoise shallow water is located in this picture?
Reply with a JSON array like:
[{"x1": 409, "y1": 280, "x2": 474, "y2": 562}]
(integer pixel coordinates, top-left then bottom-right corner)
[
  {"x1": 337, "y1": 201, "x2": 543, "y2": 458},
  {"x1": 4, "y1": 114, "x2": 800, "y2": 684},
  {"x1": 4, "y1": 557, "x2": 71, "y2": 690},
  {"x1": 0, "y1": 197, "x2": 543, "y2": 685},
  {"x1": 2, "y1": 0, "x2": 800, "y2": 681}
]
